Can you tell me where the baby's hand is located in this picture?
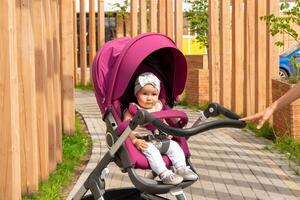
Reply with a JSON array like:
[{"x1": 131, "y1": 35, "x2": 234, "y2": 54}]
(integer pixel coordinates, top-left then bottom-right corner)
[{"x1": 132, "y1": 138, "x2": 148, "y2": 151}]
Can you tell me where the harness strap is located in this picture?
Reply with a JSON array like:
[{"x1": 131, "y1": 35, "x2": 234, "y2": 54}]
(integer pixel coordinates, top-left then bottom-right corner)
[
  {"x1": 136, "y1": 131, "x2": 168, "y2": 141},
  {"x1": 128, "y1": 103, "x2": 188, "y2": 128},
  {"x1": 136, "y1": 134, "x2": 170, "y2": 154}
]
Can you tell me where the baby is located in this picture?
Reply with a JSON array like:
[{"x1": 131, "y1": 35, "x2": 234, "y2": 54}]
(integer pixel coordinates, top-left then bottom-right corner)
[{"x1": 123, "y1": 72, "x2": 198, "y2": 185}]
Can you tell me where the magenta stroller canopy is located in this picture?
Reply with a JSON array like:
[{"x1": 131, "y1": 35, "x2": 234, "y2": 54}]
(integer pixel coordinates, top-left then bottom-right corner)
[{"x1": 92, "y1": 33, "x2": 187, "y2": 114}]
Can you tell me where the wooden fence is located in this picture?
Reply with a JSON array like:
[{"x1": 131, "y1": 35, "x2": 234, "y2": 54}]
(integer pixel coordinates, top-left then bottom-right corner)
[
  {"x1": 0, "y1": 0, "x2": 184, "y2": 199},
  {"x1": 0, "y1": 0, "x2": 75, "y2": 199},
  {"x1": 2, "y1": 0, "x2": 295, "y2": 199},
  {"x1": 75, "y1": 0, "x2": 183, "y2": 84},
  {"x1": 208, "y1": 0, "x2": 280, "y2": 116}
]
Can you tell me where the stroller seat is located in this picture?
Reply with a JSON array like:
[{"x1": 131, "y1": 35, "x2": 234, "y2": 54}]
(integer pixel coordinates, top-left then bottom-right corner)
[
  {"x1": 116, "y1": 108, "x2": 191, "y2": 170},
  {"x1": 72, "y1": 33, "x2": 246, "y2": 200}
]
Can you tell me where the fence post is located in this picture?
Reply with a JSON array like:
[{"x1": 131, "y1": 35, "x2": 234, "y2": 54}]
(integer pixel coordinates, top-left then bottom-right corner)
[
  {"x1": 61, "y1": 0, "x2": 75, "y2": 136},
  {"x1": 16, "y1": 0, "x2": 39, "y2": 193},
  {"x1": 98, "y1": 0, "x2": 105, "y2": 48},
  {"x1": 150, "y1": 0, "x2": 157, "y2": 32},
  {"x1": 166, "y1": 0, "x2": 173, "y2": 39},
  {"x1": 219, "y1": 0, "x2": 232, "y2": 109},
  {"x1": 232, "y1": 0, "x2": 245, "y2": 114},
  {"x1": 89, "y1": 0, "x2": 96, "y2": 83},
  {"x1": 266, "y1": 0, "x2": 279, "y2": 106},
  {"x1": 80, "y1": 0, "x2": 87, "y2": 85},
  {"x1": 245, "y1": 0, "x2": 256, "y2": 115},
  {"x1": 51, "y1": 0, "x2": 62, "y2": 164},
  {"x1": 208, "y1": 0, "x2": 221, "y2": 103},
  {"x1": 131, "y1": 0, "x2": 138, "y2": 36},
  {"x1": 43, "y1": 0, "x2": 58, "y2": 172},
  {"x1": 139, "y1": 0, "x2": 147, "y2": 33},
  {"x1": 0, "y1": 0, "x2": 21, "y2": 199},
  {"x1": 175, "y1": 0, "x2": 183, "y2": 50},
  {"x1": 255, "y1": 0, "x2": 267, "y2": 112},
  {"x1": 73, "y1": 0, "x2": 78, "y2": 85},
  {"x1": 32, "y1": 0, "x2": 49, "y2": 181},
  {"x1": 158, "y1": 0, "x2": 166, "y2": 34}
]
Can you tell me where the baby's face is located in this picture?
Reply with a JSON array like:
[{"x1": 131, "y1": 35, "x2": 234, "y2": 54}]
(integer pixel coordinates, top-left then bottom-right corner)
[{"x1": 136, "y1": 84, "x2": 159, "y2": 109}]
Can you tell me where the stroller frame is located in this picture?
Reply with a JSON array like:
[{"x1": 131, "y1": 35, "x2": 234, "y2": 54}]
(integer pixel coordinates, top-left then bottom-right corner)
[
  {"x1": 73, "y1": 110, "x2": 194, "y2": 200},
  {"x1": 72, "y1": 33, "x2": 245, "y2": 199},
  {"x1": 73, "y1": 103, "x2": 246, "y2": 200}
]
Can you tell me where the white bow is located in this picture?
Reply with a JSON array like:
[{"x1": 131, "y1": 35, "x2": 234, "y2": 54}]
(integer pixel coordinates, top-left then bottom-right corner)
[
  {"x1": 134, "y1": 72, "x2": 160, "y2": 95},
  {"x1": 138, "y1": 73, "x2": 160, "y2": 90}
]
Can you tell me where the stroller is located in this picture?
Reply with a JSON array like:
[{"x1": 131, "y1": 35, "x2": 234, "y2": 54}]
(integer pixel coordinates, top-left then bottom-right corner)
[{"x1": 73, "y1": 33, "x2": 245, "y2": 200}]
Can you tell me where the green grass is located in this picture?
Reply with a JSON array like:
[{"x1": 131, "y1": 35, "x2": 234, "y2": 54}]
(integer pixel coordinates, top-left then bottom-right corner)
[
  {"x1": 22, "y1": 116, "x2": 92, "y2": 200},
  {"x1": 177, "y1": 93, "x2": 210, "y2": 111},
  {"x1": 273, "y1": 136, "x2": 300, "y2": 166},
  {"x1": 287, "y1": 77, "x2": 300, "y2": 84},
  {"x1": 76, "y1": 82, "x2": 94, "y2": 91},
  {"x1": 245, "y1": 121, "x2": 300, "y2": 169},
  {"x1": 245, "y1": 122, "x2": 276, "y2": 141},
  {"x1": 177, "y1": 93, "x2": 188, "y2": 106}
]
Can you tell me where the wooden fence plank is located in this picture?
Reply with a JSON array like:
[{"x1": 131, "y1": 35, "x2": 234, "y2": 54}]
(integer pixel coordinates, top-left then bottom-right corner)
[
  {"x1": 61, "y1": 0, "x2": 75, "y2": 136},
  {"x1": 89, "y1": 0, "x2": 96, "y2": 83},
  {"x1": 80, "y1": 0, "x2": 87, "y2": 84},
  {"x1": 175, "y1": 0, "x2": 183, "y2": 50},
  {"x1": 32, "y1": 0, "x2": 49, "y2": 181},
  {"x1": 131, "y1": 0, "x2": 138, "y2": 36},
  {"x1": 266, "y1": 0, "x2": 279, "y2": 106},
  {"x1": 208, "y1": 0, "x2": 220, "y2": 103},
  {"x1": 150, "y1": 0, "x2": 157, "y2": 32},
  {"x1": 74, "y1": 0, "x2": 78, "y2": 85},
  {"x1": 220, "y1": 0, "x2": 232, "y2": 109},
  {"x1": 245, "y1": 0, "x2": 256, "y2": 115},
  {"x1": 16, "y1": 0, "x2": 39, "y2": 193},
  {"x1": 139, "y1": 0, "x2": 147, "y2": 33},
  {"x1": 43, "y1": 0, "x2": 57, "y2": 172},
  {"x1": 232, "y1": 0, "x2": 245, "y2": 114},
  {"x1": 158, "y1": 0, "x2": 166, "y2": 34},
  {"x1": 51, "y1": 0, "x2": 62, "y2": 164},
  {"x1": 98, "y1": 0, "x2": 105, "y2": 48},
  {"x1": 0, "y1": 1, "x2": 21, "y2": 199},
  {"x1": 255, "y1": 0, "x2": 267, "y2": 112},
  {"x1": 166, "y1": 0, "x2": 173, "y2": 39}
]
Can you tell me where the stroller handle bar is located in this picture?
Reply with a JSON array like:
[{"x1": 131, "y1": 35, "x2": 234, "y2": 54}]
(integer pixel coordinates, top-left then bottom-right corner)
[
  {"x1": 133, "y1": 103, "x2": 246, "y2": 137},
  {"x1": 203, "y1": 103, "x2": 241, "y2": 120}
]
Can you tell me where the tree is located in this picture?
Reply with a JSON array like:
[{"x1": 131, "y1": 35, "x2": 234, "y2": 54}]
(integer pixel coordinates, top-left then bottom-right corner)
[
  {"x1": 261, "y1": 0, "x2": 300, "y2": 82},
  {"x1": 184, "y1": 0, "x2": 208, "y2": 47},
  {"x1": 114, "y1": 0, "x2": 129, "y2": 36},
  {"x1": 261, "y1": 0, "x2": 300, "y2": 46}
]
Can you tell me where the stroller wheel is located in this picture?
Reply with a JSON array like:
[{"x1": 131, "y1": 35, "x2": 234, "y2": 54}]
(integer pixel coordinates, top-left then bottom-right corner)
[
  {"x1": 81, "y1": 194, "x2": 94, "y2": 200},
  {"x1": 81, "y1": 188, "x2": 143, "y2": 200}
]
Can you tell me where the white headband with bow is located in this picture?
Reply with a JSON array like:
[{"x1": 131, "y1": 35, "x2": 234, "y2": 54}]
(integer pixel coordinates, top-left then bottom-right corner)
[{"x1": 134, "y1": 72, "x2": 160, "y2": 95}]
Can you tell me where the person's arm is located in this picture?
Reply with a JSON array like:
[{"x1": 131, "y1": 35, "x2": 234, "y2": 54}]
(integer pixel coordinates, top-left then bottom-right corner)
[
  {"x1": 123, "y1": 109, "x2": 148, "y2": 150},
  {"x1": 241, "y1": 81, "x2": 300, "y2": 129},
  {"x1": 272, "y1": 81, "x2": 300, "y2": 111}
]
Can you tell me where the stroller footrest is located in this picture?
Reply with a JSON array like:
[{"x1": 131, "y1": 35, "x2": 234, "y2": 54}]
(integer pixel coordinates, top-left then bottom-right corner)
[{"x1": 127, "y1": 168, "x2": 196, "y2": 195}]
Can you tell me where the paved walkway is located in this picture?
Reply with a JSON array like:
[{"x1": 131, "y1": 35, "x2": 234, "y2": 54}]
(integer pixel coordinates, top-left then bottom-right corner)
[{"x1": 67, "y1": 90, "x2": 300, "y2": 200}]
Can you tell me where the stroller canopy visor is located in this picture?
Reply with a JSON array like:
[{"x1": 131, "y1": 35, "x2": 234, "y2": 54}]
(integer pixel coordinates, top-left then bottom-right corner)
[{"x1": 92, "y1": 33, "x2": 187, "y2": 114}]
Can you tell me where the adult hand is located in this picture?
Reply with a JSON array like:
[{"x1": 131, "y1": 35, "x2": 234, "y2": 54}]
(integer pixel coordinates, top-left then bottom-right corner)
[
  {"x1": 240, "y1": 106, "x2": 275, "y2": 129},
  {"x1": 133, "y1": 138, "x2": 148, "y2": 151}
]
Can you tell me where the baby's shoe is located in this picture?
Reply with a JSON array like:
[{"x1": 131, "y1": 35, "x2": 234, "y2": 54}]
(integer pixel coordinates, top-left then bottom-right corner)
[
  {"x1": 176, "y1": 166, "x2": 198, "y2": 181},
  {"x1": 160, "y1": 171, "x2": 183, "y2": 185}
]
